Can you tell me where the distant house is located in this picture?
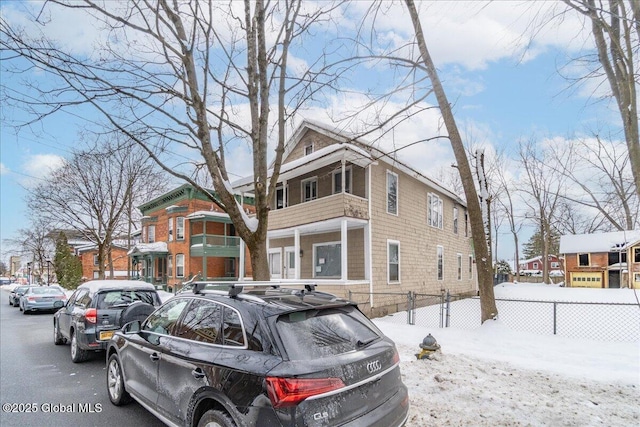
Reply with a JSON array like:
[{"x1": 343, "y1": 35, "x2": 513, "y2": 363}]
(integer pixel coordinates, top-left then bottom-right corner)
[
  {"x1": 559, "y1": 230, "x2": 640, "y2": 289},
  {"x1": 76, "y1": 242, "x2": 133, "y2": 280},
  {"x1": 127, "y1": 184, "x2": 255, "y2": 290},
  {"x1": 518, "y1": 255, "x2": 564, "y2": 276}
]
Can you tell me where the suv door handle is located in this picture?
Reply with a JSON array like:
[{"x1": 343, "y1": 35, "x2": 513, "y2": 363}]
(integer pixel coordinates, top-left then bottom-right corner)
[
  {"x1": 192, "y1": 368, "x2": 205, "y2": 379},
  {"x1": 150, "y1": 353, "x2": 160, "y2": 362}
]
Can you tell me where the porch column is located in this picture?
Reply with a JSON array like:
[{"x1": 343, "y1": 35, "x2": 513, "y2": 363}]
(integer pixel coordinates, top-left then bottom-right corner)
[
  {"x1": 239, "y1": 239, "x2": 245, "y2": 280},
  {"x1": 341, "y1": 219, "x2": 348, "y2": 281},
  {"x1": 294, "y1": 229, "x2": 301, "y2": 279},
  {"x1": 341, "y1": 157, "x2": 346, "y2": 194},
  {"x1": 364, "y1": 222, "x2": 371, "y2": 280}
]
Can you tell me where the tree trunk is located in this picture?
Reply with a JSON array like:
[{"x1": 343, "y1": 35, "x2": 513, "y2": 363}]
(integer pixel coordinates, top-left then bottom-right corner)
[{"x1": 405, "y1": 0, "x2": 497, "y2": 322}]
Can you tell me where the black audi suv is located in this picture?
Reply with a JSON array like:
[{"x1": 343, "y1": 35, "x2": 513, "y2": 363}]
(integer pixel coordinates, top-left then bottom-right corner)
[{"x1": 106, "y1": 282, "x2": 409, "y2": 427}]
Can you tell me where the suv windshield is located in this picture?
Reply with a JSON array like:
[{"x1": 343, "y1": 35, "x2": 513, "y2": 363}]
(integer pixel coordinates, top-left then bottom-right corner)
[
  {"x1": 276, "y1": 306, "x2": 381, "y2": 360},
  {"x1": 97, "y1": 290, "x2": 157, "y2": 309}
]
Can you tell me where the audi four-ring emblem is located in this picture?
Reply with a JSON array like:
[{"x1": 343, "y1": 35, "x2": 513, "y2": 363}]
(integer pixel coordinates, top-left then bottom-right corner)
[{"x1": 366, "y1": 360, "x2": 381, "y2": 374}]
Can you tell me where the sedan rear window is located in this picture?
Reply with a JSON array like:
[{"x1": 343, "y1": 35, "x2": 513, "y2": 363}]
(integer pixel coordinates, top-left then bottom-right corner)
[
  {"x1": 96, "y1": 290, "x2": 157, "y2": 309},
  {"x1": 276, "y1": 306, "x2": 381, "y2": 360}
]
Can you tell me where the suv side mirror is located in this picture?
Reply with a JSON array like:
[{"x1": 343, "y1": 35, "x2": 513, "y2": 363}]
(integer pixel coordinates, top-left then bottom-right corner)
[{"x1": 123, "y1": 320, "x2": 141, "y2": 334}]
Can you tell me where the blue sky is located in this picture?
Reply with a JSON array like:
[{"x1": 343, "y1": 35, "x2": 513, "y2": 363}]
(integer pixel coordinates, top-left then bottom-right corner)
[{"x1": 0, "y1": 1, "x2": 620, "y2": 263}]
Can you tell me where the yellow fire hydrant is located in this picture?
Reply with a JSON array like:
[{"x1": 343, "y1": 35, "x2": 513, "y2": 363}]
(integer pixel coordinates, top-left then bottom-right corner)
[{"x1": 415, "y1": 333, "x2": 440, "y2": 360}]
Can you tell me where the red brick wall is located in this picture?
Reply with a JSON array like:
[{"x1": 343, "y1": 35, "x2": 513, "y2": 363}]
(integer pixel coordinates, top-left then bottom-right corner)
[{"x1": 80, "y1": 247, "x2": 130, "y2": 280}]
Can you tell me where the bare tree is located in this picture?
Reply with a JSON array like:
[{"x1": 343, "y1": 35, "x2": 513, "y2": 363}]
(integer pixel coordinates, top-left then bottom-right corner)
[
  {"x1": 518, "y1": 138, "x2": 567, "y2": 284},
  {"x1": 405, "y1": 0, "x2": 497, "y2": 323},
  {"x1": 2, "y1": 1, "x2": 425, "y2": 280},
  {"x1": 26, "y1": 139, "x2": 165, "y2": 279},
  {"x1": 5, "y1": 216, "x2": 54, "y2": 284},
  {"x1": 548, "y1": 133, "x2": 639, "y2": 231},
  {"x1": 560, "y1": 0, "x2": 639, "y2": 198}
]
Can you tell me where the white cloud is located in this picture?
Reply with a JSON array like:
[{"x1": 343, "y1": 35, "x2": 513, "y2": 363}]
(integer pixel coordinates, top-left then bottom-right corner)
[
  {"x1": 20, "y1": 154, "x2": 65, "y2": 187},
  {"x1": 0, "y1": 163, "x2": 8, "y2": 175}
]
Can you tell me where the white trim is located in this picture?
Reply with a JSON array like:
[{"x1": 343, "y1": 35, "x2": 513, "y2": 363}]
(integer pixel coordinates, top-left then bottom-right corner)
[
  {"x1": 284, "y1": 246, "x2": 296, "y2": 280},
  {"x1": 294, "y1": 229, "x2": 301, "y2": 280},
  {"x1": 341, "y1": 220, "x2": 348, "y2": 281},
  {"x1": 387, "y1": 239, "x2": 401, "y2": 284},
  {"x1": 301, "y1": 176, "x2": 318, "y2": 202},
  {"x1": 312, "y1": 241, "x2": 341, "y2": 279},
  {"x1": 367, "y1": 165, "x2": 373, "y2": 306}
]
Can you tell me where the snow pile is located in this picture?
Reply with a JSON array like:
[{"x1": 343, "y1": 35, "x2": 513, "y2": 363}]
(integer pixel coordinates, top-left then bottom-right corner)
[{"x1": 375, "y1": 283, "x2": 640, "y2": 426}]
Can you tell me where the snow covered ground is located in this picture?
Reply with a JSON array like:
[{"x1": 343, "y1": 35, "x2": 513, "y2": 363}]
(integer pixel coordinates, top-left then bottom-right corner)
[{"x1": 375, "y1": 283, "x2": 640, "y2": 426}]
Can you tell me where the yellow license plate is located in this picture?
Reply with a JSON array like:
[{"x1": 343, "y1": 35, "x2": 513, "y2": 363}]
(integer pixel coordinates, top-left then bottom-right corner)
[{"x1": 99, "y1": 330, "x2": 115, "y2": 341}]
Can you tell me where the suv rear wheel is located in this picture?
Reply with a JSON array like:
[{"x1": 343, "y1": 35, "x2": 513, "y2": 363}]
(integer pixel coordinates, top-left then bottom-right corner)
[
  {"x1": 197, "y1": 409, "x2": 236, "y2": 427},
  {"x1": 70, "y1": 330, "x2": 89, "y2": 363}
]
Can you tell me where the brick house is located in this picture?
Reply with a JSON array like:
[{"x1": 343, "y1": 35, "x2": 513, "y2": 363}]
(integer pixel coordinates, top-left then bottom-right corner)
[
  {"x1": 77, "y1": 243, "x2": 132, "y2": 280},
  {"x1": 232, "y1": 120, "x2": 477, "y2": 316},
  {"x1": 559, "y1": 230, "x2": 640, "y2": 289},
  {"x1": 518, "y1": 255, "x2": 564, "y2": 275},
  {"x1": 127, "y1": 184, "x2": 255, "y2": 290}
]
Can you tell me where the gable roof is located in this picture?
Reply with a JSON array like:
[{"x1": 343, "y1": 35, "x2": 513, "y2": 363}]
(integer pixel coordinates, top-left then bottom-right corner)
[
  {"x1": 264, "y1": 119, "x2": 466, "y2": 205},
  {"x1": 559, "y1": 230, "x2": 640, "y2": 254}
]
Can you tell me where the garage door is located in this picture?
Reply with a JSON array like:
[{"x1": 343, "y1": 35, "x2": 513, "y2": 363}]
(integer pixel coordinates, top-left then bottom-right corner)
[{"x1": 570, "y1": 272, "x2": 603, "y2": 288}]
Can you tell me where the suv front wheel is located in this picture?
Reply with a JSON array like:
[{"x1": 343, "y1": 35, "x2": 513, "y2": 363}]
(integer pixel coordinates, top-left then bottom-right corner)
[
  {"x1": 107, "y1": 354, "x2": 131, "y2": 406},
  {"x1": 70, "y1": 330, "x2": 89, "y2": 363},
  {"x1": 197, "y1": 409, "x2": 236, "y2": 427}
]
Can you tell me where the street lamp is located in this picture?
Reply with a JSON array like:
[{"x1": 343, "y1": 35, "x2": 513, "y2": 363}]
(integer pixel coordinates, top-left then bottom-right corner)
[
  {"x1": 27, "y1": 262, "x2": 32, "y2": 285},
  {"x1": 46, "y1": 259, "x2": 51, "y2": 286}
]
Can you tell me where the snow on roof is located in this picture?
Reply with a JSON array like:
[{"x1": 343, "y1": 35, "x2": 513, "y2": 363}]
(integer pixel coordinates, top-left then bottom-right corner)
[
  {"x1": 127, "y1": 242, "x2": 168, "y2": 255},
  {"x1": 186, "y1": 210, "x2": 230, "y2": 220},
  {"x1": 559, "y1": 230, "x2": 640, "y2": 254}
]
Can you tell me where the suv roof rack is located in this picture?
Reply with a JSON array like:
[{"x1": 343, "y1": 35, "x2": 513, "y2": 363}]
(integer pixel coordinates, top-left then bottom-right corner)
[{"x1": 191, "y1": 281, "x2": 317, "y2": 297}]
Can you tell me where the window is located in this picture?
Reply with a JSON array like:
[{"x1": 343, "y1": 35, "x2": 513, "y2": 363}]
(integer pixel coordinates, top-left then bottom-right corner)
[
  {"x1": 386, "y1": 171, "x2": 398, "y2": 215},
  {"x1": 176, "y1": 254, "x2": 185, "y2": 278},
  {"x1": 533, "y1": 262, "x2": 539, "y2": 269},
  {"x1": 453, "y1": 207, "x2": 459, "y2": 234},
  {"x1": 301, "y1": 177, "x2": 318, "y2": 202},
  {"x1": 313, "y1": 242, "x2": 341, "y2": 278},
  {"x1": 222, "y1": 306, "x2": 246, "y2": 347},
  {"x1": 437, "y1": 246, "x2": 444, "y2": 280},
  {"x1": 635, "y1": 248, "x2": 640, "y2": 263},
  {"x1": 464, "y1": 212, "x2": 469, "y2": 237},
  {"x1": 332, "y1": 167, "x2": 352, "y2": 194},
  {"x1": 634, "y1": 273, "x2": 640, "y2": 283},
  {"x1": 304, "y1": 142, "x2": 314, "y2": 156},
  {"x1": 578, "y1": 253, "x2": 589, "y2": 267},
  {"x1": 167, "y1": 255, "x2": 173, "y2": 278},
  {"x1": 148, "y1": 225, "x2": 156, "y2": 243},
  {"x1": 457, "y1": 254, "x2": 462, "y2": 280},
  {"x1": 168, "y1": 218, "x2": 174, "y2": 242},
  {"x1": 469, "y1": 255, "x2": 473, "y2": 279},
  {"x1": 93, "y1": 255, "x2": 99, "y2": 266},
  {"x1": 143, "y1": 298, "x2": 189, "y2": 339},
  {"x1": 177, "y1": 300, "x2": 223, "y2": 345},
  {"x1": 275, "y1": 184, "x2": 288, "y2": 209},
  {"x1": 176, "y1": 217, "x2": 185, "y2": 240},
  {"x1": 388, "y1": 240, "x2": 400, "y2": 283},
  {"x1": 427, "y1": 193, "x2": 443, "y2": 229},
  {"x1": 551, "y1": 262, "x2": 559, "y2": 268}
]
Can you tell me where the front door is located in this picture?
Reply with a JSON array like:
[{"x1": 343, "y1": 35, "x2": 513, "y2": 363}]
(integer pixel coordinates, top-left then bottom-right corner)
[
  {"x1": 269, "y1": 249, "x2": 282, "y2": 279},
  {"x1": 284, "y1": 247, "x2": 296, "y2": 279}
]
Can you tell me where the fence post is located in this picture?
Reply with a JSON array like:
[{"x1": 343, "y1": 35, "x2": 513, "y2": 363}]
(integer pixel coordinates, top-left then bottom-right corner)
[
  {"x1": 445, "y1": 290, "x2": 451, "y2": 328},
  {"x1": 553, "y1": 302, "x2": 557, "y2": 335},
  {"x1": 439, "y1": 290, "x2": 444, "y2": 328},
  {"x1": 406, "y1": 291, "x2": 413, "y2": 325}
]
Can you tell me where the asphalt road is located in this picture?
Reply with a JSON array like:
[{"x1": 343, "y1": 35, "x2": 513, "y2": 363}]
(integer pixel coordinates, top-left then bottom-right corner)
[{"x1": 0, "y1": 289, "x2": 165, "y2": 427}]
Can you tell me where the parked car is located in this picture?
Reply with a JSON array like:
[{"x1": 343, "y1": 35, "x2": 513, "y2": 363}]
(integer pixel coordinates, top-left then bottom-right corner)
[
  {"x1": 9, "y1": 285, "x2": 30, "y2": 307},
  {"x1": 0, "y1": 277, "x2": 12, "y2": 286},
  {"x1": 106, "y1": 282, "x2": 409, "y2": 427},
  {"x1": 19, "y1": 286, "x2": 67, "y2": 314},
  {"x1": 54, "y1": 280, "x2": 161, "y2": 363}
]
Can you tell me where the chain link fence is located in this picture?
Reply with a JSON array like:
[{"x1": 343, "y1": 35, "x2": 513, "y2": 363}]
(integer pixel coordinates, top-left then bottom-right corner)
[{"x1": 354, "y1": 290, "x2": 640, "y2": 342}]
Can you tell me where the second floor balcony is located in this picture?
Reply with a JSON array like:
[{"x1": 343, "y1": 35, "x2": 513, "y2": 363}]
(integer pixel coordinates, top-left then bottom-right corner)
[{"x1": 190, "y1": 234, "x2": 241, "y2": 258}]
